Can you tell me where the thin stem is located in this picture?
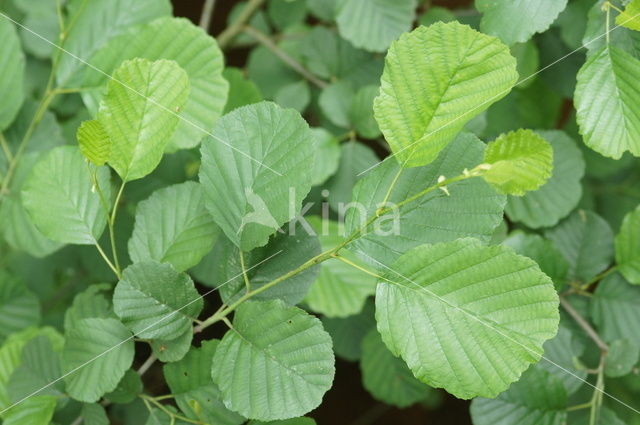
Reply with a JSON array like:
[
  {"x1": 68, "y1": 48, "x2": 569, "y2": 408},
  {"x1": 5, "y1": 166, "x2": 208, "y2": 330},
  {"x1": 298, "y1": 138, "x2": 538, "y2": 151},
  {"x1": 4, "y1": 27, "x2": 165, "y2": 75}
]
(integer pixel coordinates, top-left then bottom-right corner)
[
  {"x1": 199, "y1": 0, "x2": 216, "y2": 31},
  {"x1": 109, "y1": 181, "x2": 126, "y2": 276},
  {"x1": 55, "y1": 0, "x2": 65, "y2": 32},
  {"x1": 137, "y1": 354, "x2": 157, "y2": 376},
  {"x1": 582, "y1": 266, "x2": 617, "y2": 289},
  {"x1": 140, "y1": 395, "x2": 206, "y2": 425},
  {"x1": 606, "y1": 1, "x2": 612, "y2": 43},
  {"x1": 589, "y1": 354, "x2": 607, "y2": 425},
  {"x1": 243, "y1": 25, "x2": 329, "y2": 89},
  {"x1": 334, "y1": 255, "x2": 383, "y2": 279},
  {"x1": 560, "y1": 297, "x2": 609, "y2": 352},
  {"x1": 217, "y1": 0, "x2": 265, "y2": 49},
  {"x1": 0, "y1": 133, "x2": 12, "y2": 162},
  {"x1": 239, "y1": 251, "x2": 251, "y2": 293},
  {"x1": 380, "y1": 167, "x2": 404, "y2": 206},
  {"x1": 94, "y1": 242, "x2": 119, "y2": 277},
  {"x1": 567, "y1": 401, "x2": 593, "y2": 412}
]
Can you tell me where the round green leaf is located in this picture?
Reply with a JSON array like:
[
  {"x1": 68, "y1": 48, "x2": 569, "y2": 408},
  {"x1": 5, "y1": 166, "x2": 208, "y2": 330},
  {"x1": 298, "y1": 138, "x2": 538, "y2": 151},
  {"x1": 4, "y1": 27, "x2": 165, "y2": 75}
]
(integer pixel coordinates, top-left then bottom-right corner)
[
  {"x1": 223, "y1": 67, "x2": 262, "y2": 114},
  {"x1": 615, "y1": 206, "x2": 640, "y2": 284},
  {"x1": 98, "y1": 58, "x2": 190, "y2": 181},
  {"x1": 21, "y1": 146, "x2": 111, "y2": 245},
  {"x1": 482, "y1": 129, "x2": 554, "y2": 196},
  {"x1": 309, "y1": 128, "x2": 340, "y2": 186},
  {"x1": 0, "y1": 19, "x2": 25, "y2": 131},
  {"x1": 375, "y1": 238, "x2": 560, "y2": 399},
  {"x1": 199, "y1": 101, "x2": 314, "y2": 251},
  {"x1": 113, "y1": 261, "x2": 203, "y2": 340},
  {"x1": 211, "y1": 300, "x2": 335, "y2": 420},
  {"x1": 605, "y1": 339, "x2": 640, "y2": 378},
  {"x1": 0, "y1": 272, "x2": 40, "y2": 343},
  {"x1": 374, "y1": 22, "x2": 518, "y2": 167},
  {"x1": 591, "y1": 273, "x2": 640, "y2": 343},
  {"x1": 63, "y1": 318, "x2": 135, "y2": 402},
  {"x1": 128, "y1": 182, "x2": 219, "y2": 272}
]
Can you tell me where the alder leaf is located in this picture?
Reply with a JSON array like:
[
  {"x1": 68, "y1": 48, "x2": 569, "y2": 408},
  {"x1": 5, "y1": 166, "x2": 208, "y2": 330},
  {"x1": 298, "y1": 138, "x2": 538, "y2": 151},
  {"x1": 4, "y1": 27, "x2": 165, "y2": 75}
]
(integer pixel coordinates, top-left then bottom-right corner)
[
  {"x1": 98, "y1": 58, "x2": 190, "y2": 181},
  {"x1": 616, "y1": 0, "x2": 640, "y2": 31},
  {"x1": 113, "y1": 261, "x2": 203, "y2": 340},
  {"x1": 21, "y1": 146, "x2": 111, "y2": 245},
  {"x1": 199, "y1": 101, "x2": 315, "y2": 251},
  {"x1": 591, "y1": 273, "x2": 640, "y2": 342},
  {"x1": 76, "y1": 120, "x2": 111, "y2": 167},
  {"x1": 0, "y1": 20, "x2": 25, "y2": 131},
  {"x1": 375, "y1": 238, "x2": 560, "y2": 399},
  {"x1": 476, "y1": 0, "x2": 569, "y2": 45},
  {"x1": 373, "y1": 22, "x2": 518, "y2": 167},
  {"x1": 82, "y1": 17, "x2": 228, "y2": 152},
  {"x1": 615, "y1": 206, "x2": 640, "y2": 284},
  {"x1": 574, "y1": 45, "x2": 640, "y2": 158},
  {"x1": 0, "y1": 272, "x2": 40, "y2": 343},
  {"x1": 128, "y1": 182, "x2": 219, "y2": 272},
  {"x1": 335, "y1": 0, "x2": 417, "y2": 52},
  {"x1": 62, "y1": 318, "x2": 135, "y2": 402},
  {"x1": 211, "y1": 300, "x2": 335, "y2": 420}
]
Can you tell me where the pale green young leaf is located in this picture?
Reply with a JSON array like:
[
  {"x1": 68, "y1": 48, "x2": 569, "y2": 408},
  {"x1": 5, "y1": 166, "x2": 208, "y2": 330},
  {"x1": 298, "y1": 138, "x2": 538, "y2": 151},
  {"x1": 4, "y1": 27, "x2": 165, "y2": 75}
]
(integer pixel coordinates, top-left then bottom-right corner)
[
  {"x1": 21, "y1": 146, "x2": 111, "y2": 245},
  {"x1": 199, "y1": 101, "x2": 315, "y2": 251},
  {"x1": 374, "y1": 22, "x2": 518, "y2": 167},
  {"x1": 2, "y1": 395, "x2": 56, "y2": 425},
  {"x1": 476, "y1": 0, "x2": 568, "y2": 45},
  {"x1": 335, "y1": 0, "x2": 417, "y2": 52},
  {"x1": 211, "y1": 300, "x2": 335, "y2": 420},
  {"x1": 63, "y1": 318, "x2": 135, "y2": 402},
  {"x1": 375, "y1": 238, "x2": 559, "y2": 399},
  {"x1": 616, "y1": 0, "x2": 640, "y2": 31},
  {"x1": 304, "y1": 218, "x2": 376, "y2": 318},
  {"x1": 360, "y1": 329, "x2": 432, "y2": 408},
  {"x1": 615, "y1": 206, "x2": 640, "y2": 284},
  {"x1": 470, "y1": 368, "x2": 567, "y2": 425},
  {"x1": 545, "y1": 210, "x2": 614, "y2": 283},
  {"x1": 55, "y1": 0, "x2": 171, "y2": 86},
  {"x1": 113, "y1": 261, "x2": 202, "y2": 340},
  {"x1": 77, "y1": 120, "x2": 111, "y2": 166},
  {"x1": 591, "y1": 273, "x2": 640, "y2": 342},
  {"x1": 574, "y1": 45, "x2": 640, "y2": 158},
  {"x1": 128, "y1": 182, "x2": 219, "y2": 272},
  {"x1": 482, "y1": 129, "x2": 554, "y2": 196},
  {"x1": 82, "y1": 17, "x2": 228, "y2": 152},
  {"x1": 0, "y1": 272, "x2": 40, "y2": 342},
  {"x1": 346, "y1": 133, "x2": 505, "y2": 266},
  {"x1": 505, "y1": 130, "x2": 584, "y2": 227},
  {"x1": 0, "y1": 20, "x2": 25, "y2": 131},
  {"x1": 98, "y1": 58, "x2": 190, "y2": 181}
]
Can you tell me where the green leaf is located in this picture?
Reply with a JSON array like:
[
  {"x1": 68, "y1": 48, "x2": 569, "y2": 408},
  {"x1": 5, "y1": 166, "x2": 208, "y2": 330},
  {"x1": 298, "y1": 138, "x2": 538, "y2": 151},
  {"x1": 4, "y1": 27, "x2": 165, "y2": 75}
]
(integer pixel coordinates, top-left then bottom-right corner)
[
  {"x1": 346, "y1": 133, "x2": 506, "y2": 266},
  {"x1": 62, "y1": 318, "x2": 135, "y2": 402},
  {"x1": 199, "y1": 101, "x2": 315, "y2": 251},
  {"x1": 505, "y1": 130, "x2": 584, "y2": 227},
  {"x1": 223, "y1": 67, "x2": 262, "y2": 113},
  {"x1": 113, "y1": 261, "x2": 202, "y2": 340},
  {"x1": 0, "y1": 272, "x2": 40, "y2": 343},
  {"x1": 215, "y1": 223, "x2": 321, "y2": 306},
  {"x1": 470, "y1": 368, "x2": 567, "y2": 425},
  {"x1": 482, "y1": 129, "x2": 554, "y2": 196},
  {"x1": 77, "y1": 120, "x2": 111, "y2": 166},
  {"x1": 150, "y1": 331, "x2": 192, "y2": 363},
  {"x1": 604, "y1": 339, "x2": 640, "y2": 377},
  {"x1": 211, "y1": 300, "x2": 335, "y2": 420},
  {"x1": 615, "y1": 206, "x2": 640, "y2": 284},
  {"x1": 304, "y1": 218, "x2": 376, "y2": 318},
  {"x1": 249, "y1": 419, "x2": 316, "y2": 425},
  {"x1": 360, "y1": 329, "x2": 432, "y2": 408},
  {"x1": 309, "y1": 128, "x2": 340, "y2": 186},
  {"x1": 503, "y1": 231, "x2": 569, "y2": 290},
  {"x1": 81, "y1": 403, "x2": 110, "y2": 425},
  {"x1": 319, "y1": 81, "x2": 354, "y2": 129},
  {"x1": 55, "y1": 0, "x2": 171, "y2": 86},
  {"x1": 104, "y1": 369, "x2": 143, "y2": 404},
  {"x1": 82, "y1": 17, "x2": 228, "y2": 152},
  {"x1": 267, "y1": 0, "x2": 308, "y2": 31},
  {"x1": 274, "y1": 81, "x2": 311, "y2": 113},
  {"x1": 616, "y1": 0, "x2": 640, "y2": 31},
  {"x1": 98, "y1": 58, "x2": 190, "y2": 181},
  {"x1": 373, "y1": 22, "x2": 518, "y2": 167},
  {"x1": 64, "y1": 284, "x2": 112, "y2": 331},
  {"x1": 128, "y1": 182, "x2": 219, "y2": 272},
  {"x1": 2, "y1": 395, "x2": 56, "y2": 425},
  {"x1": 350, "y1": 85, "x2": 381, "y2": 139},
  {"x1": 21, "y1": 146, "x2": 111, "y2": 245},
  {"x1": 476, "y1": 0, "x2": 568, "y2": 45},
  {"x1": 574, "y1": 45, "x2": 640, "y2": 158},
  {"x1": 375, "y1": 238, "x2": 560, "y2": 399},
  {"x1": 538, "y1": 323, "x2": 587, "y2": 395},
  {"x1": 335, "y1": 0, "x2": 416, "y2": 52},
  {"x1": 321, "y1": 301, "x2": 376, "y2": 361},
  {"x1": 591, "y1": 273, "x2": 640, "y2": 343},
  {"x1": 0, "y1": 20, "x2": 25, "y2": 131},
  {"x1": 545, "y1": 210, "x2": 614, "y2": 283},
  {"x1": 7, "y1": 336, "x2": 62, "y2": 401},
  {"x1": 164, "y1": 340, "x2": 244, "y2": 425}
]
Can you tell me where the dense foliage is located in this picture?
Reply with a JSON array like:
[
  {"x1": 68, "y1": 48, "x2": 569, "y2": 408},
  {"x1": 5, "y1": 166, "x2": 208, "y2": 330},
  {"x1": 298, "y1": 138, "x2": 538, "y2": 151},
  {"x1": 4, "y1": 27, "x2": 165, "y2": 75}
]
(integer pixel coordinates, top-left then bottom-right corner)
[{"x1": 0, "y1": 0, "x2": 639, "y2": 424}]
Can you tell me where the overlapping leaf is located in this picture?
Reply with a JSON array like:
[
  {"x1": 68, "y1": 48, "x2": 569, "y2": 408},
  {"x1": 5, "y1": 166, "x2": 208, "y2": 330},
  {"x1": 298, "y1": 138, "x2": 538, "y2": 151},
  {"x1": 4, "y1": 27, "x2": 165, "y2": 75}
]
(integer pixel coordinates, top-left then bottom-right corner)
[
  {"x1": 77, "y1": 120, "x2": 111, "y2": 166},
  {"x1": 0, "y1": 20, "x2": 25, "y2": 131},
  {"x1": 615, "y1": 206, "x2": 640, "y2": 284},
  {"x1": 0, "y1": 273, "x2": 40, "y2": 342},
  {"x1": 591, "y1": 273, "x2": 640, "y2": 342},
  {"x1": 373, "y1": 22, "x2": 518, "y2": 167}
]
